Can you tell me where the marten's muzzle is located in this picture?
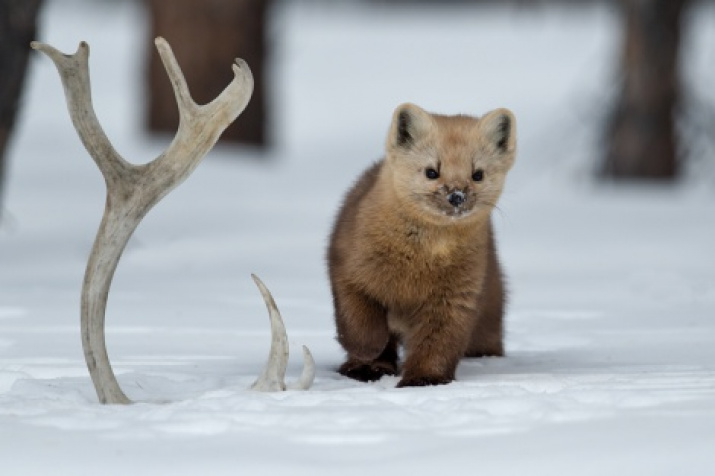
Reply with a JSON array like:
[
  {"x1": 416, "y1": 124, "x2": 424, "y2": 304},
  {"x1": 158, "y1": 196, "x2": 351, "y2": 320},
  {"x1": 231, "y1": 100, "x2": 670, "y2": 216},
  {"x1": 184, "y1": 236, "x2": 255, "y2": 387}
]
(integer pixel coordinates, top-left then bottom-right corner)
[{"x1": 447, "y1": 190, "x2": 466, "y2": 208}]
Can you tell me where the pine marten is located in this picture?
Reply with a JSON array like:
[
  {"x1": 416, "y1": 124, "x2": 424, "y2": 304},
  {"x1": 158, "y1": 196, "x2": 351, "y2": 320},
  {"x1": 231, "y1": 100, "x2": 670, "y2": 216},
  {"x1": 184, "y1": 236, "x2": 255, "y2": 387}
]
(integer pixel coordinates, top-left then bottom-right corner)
[{"x1": 327, "y1": 103, "x2": 516, "y2": 387}]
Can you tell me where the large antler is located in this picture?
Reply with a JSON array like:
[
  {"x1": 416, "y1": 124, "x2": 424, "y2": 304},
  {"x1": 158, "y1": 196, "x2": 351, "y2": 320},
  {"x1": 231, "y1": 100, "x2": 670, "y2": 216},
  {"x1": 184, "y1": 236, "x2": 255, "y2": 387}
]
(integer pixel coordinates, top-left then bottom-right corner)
[{"x1": 31, "y1": 38, "x2": 253, "y2": 404}]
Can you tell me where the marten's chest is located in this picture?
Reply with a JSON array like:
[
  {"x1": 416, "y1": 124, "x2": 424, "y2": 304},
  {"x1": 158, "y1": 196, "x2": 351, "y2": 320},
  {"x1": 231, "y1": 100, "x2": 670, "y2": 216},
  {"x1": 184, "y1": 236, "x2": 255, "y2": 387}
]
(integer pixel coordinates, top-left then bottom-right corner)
[{"x1": 355, "y1": 221, "x2": 485, "y2": 306}]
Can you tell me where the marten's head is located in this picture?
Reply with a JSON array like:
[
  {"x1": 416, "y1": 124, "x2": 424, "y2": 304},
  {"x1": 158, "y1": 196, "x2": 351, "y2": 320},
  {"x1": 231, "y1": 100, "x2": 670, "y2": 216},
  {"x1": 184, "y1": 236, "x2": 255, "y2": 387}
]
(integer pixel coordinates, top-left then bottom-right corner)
[{"x1": 384, "y1": 103, "x2": 516, "y2": 225}]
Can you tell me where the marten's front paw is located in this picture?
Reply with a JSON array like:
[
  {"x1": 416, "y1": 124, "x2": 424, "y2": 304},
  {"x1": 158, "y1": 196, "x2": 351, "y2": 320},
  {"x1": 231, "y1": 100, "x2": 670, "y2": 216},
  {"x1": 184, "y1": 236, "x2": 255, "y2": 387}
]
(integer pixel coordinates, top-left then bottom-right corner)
[
  {"x1": 396, "y1": 375, "x2": 453, "y2": 388},
  {"x1": 339, "y1": 359, "x2": 397, "y2": 382}
]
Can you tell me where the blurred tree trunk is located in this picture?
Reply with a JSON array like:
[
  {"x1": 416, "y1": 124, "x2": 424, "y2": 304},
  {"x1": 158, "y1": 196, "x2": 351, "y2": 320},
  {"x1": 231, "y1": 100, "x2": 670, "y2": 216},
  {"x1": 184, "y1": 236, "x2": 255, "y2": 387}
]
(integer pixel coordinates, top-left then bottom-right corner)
[
  {"x1": 146, "y1": 0, "x2": 271, "y2": 146},
  {"x1": 602, "y1": 0, "x2": 689, "y2": 180},
  {"x1": 0, "y1": 0, "x2": 42, "y2": 218}
]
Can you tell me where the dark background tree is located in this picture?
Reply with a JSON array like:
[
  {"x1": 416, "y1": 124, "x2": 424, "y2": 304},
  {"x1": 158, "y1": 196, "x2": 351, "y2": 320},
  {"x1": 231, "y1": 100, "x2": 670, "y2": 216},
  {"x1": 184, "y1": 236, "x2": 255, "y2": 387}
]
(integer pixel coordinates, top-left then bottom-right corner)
[
  {"x1": 146, "y1": 0, "x2": 271, "y2": 146},
  {"x1": 602, "y1": 0, "x2": 691, "y2": 180},
  {"x1": 0, "y1": 0, "x2": 43, "y2": 219}
]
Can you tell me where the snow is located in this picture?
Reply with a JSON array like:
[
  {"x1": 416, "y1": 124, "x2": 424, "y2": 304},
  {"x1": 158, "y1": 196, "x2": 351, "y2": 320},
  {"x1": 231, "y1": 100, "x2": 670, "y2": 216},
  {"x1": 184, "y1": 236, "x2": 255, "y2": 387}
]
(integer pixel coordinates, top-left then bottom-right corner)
[{"x1": 2, "y1": 0, "x2": 715, "y2": 474}]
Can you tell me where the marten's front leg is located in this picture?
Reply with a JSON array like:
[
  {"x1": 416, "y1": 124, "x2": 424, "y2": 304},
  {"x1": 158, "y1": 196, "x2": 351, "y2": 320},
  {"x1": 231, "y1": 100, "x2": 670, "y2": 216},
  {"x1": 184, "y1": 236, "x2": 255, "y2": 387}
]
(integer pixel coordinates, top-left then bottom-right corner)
[
  {"x1": 339, "y1": 334, "x2": 400, "y2": 382},
  {"x1": 397, "y1": 297, "x2": 475, "y2": 387},
  {"x1": 333, "y1": 284, "x2": 392, "y2": 380}
]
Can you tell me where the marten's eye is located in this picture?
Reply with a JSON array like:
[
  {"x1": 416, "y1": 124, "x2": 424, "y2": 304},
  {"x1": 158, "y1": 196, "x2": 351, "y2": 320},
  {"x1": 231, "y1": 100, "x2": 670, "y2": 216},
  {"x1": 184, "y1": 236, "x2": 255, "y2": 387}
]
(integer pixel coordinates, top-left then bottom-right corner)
[
  {"x1": 425, "y1": 168, "x2": 440, "y2": 180},
  {"x1": 472, "y1": 169, "x2": 484, "y2": 182}
]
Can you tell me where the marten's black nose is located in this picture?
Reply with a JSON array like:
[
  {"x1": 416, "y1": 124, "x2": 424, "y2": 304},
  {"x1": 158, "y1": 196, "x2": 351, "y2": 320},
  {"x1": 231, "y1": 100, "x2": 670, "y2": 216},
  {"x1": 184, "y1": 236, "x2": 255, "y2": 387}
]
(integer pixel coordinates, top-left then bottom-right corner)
[{"x1": 447, "y1": 191, "x2": 465, "y2": 208}]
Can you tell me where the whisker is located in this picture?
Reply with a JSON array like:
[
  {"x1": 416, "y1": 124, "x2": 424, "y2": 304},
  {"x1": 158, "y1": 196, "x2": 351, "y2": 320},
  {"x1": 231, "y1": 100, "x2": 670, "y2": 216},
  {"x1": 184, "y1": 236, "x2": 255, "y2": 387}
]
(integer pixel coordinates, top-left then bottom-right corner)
[{"x1": 476, "y1": 199, "x2": 505, "y2": 217}]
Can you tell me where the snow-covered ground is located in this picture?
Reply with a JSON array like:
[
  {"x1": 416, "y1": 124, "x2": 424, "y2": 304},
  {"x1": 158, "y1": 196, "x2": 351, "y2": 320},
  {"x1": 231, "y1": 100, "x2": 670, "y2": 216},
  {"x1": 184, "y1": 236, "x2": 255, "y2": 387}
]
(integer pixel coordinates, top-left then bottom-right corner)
[{"x1": 2, "y1": 0, "x2": 715, "y2": 474}]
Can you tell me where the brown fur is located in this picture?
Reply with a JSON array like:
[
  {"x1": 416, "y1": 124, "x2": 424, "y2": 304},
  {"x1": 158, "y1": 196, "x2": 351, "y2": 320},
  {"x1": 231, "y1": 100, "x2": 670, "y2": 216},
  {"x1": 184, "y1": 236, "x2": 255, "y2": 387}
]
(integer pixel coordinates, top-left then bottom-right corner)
[{"x1": 328, "y1": 103, "x2": 516, "y2": 387}]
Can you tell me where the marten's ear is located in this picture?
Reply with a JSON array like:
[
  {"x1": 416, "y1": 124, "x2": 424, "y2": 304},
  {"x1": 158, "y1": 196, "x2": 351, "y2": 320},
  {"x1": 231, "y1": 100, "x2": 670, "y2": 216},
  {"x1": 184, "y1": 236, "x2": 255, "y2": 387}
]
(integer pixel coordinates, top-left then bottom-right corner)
[
  {"x1": 479, "y1": 108, "x2": 516, "y2": 154},
  {"x1": 389, "y1": 103, "x2": 433, "y2": 149}
]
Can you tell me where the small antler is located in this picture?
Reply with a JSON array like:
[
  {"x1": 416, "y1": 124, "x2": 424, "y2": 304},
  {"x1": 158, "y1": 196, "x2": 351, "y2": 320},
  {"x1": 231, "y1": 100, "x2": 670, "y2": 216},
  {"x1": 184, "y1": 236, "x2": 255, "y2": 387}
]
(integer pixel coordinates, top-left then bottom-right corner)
[
  {"x1": 31, "y1": 38, "x2": 253, "y2": 404},
  {"x1": 250, "y1": 274, "x2": 315, "y2": 391}
]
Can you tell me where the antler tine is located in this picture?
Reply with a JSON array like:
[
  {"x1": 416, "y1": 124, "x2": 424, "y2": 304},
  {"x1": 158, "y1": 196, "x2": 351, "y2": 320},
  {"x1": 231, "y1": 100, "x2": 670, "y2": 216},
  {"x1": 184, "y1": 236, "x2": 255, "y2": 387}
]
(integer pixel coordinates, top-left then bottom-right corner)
[
  {"x1": 33, "y1": 38, "x2": 253, "y2": 404},
  {"x1": 250, "y1": 274, "x2": 289, "y2": 391},
  {"x1": 288, "y1": 345, "x2": 316, "y2": 391},
  {"x1": 148, "y1": 38, "x2": 253, "y2": 183},
  {"x1": 250, "y1": 274, "x2": 315, "y2": 392},
  {"x1": 30, "y1": 41, "x2": 129, "y2": 181},
  {"x1": 153, "y1": 37, "x2": 196, "y2": 116}
]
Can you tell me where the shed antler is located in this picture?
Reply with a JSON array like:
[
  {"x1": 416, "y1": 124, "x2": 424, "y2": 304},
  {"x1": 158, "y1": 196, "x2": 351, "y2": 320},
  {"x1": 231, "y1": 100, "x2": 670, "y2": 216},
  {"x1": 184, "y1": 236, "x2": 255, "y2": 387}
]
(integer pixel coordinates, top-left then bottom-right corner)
[
  {"x1": 250, "y1": 274, "x2": 315, "y2": 391},
  {"x1": 31, "y1": 38, "x2": 254, "y2": 404}
]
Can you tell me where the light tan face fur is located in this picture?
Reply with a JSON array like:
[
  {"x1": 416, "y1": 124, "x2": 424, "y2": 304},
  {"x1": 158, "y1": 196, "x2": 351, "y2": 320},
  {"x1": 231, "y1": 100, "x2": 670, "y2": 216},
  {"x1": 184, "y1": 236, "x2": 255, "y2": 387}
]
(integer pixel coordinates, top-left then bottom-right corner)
[{"x1": 384, "y1": 103, "x2": 516, "y2": 226}]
